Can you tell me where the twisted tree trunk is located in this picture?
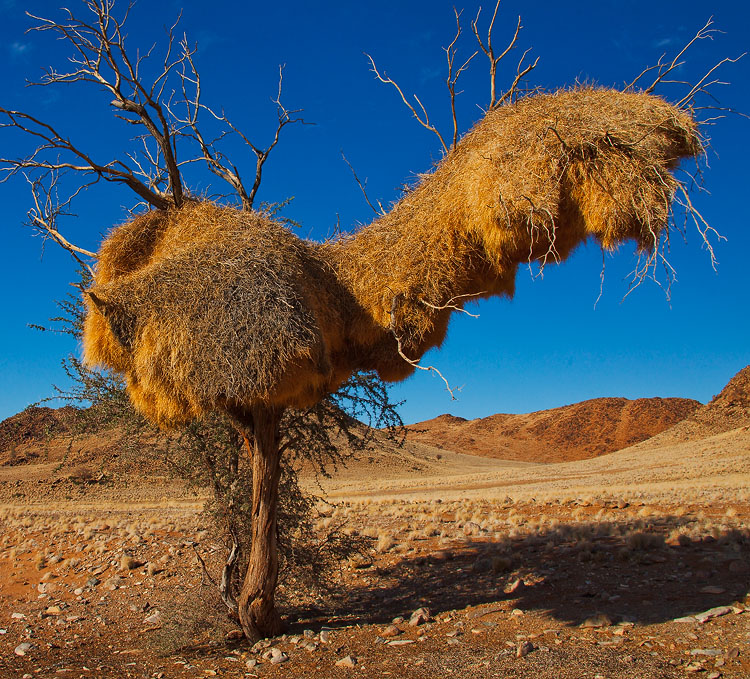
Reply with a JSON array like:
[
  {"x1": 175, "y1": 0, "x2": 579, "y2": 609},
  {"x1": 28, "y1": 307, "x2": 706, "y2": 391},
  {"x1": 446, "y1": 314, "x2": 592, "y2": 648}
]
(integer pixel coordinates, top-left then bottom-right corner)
[{"x1": 234, "y1": 404, "x2": 285, "y2": 641}]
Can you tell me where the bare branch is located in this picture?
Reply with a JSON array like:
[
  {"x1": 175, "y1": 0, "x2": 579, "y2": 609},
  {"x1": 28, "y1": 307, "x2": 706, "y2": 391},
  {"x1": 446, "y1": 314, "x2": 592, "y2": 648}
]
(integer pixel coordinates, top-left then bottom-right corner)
[
  {"x1": 23, "y1": 1, "x2": 187, "y2": 207},
  {"x1": 418, "y1": 292, "x2": 485, "y2": 317},
  {"x1": 23, "y1": 172, "x2": 97, "y2": 277},
  {"x1": 173, "y1": 59, "x2": 307, "y2": 210},
  {"x1": 445, "y1": 8, "x2": 478, "y2": 149},
  {"x1": 341, "y1": 151, "x2": 386, "y2": 216},
  {"x1": 626, "y1": 17, "x2": 718, "y2": 94},
  {"x1": 365, "y1": 53, "x2": 449, "y2": 154},
  {"x1": 389, "y1": 294, "x2": 458, "y2": 400},
  {"x1": 495, "y1": 49, "x2": 540, "y2": 108},
  {"x1": 471, "y1": 1, "x2": 533, "y2": 110}
]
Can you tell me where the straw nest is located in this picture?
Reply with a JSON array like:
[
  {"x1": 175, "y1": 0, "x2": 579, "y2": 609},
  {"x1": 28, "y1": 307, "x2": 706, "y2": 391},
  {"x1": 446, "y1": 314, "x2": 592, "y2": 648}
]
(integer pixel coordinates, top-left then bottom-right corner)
[{"x1": 83, "y1": 87, "x2": 700, "y2": 425}]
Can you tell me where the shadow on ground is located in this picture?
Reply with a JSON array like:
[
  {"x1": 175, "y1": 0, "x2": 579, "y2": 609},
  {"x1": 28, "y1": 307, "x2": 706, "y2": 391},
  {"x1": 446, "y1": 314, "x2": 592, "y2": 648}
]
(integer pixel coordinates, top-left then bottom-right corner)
[{"x1": 287, "y1": 516, "x2": 749, "y2": 630}]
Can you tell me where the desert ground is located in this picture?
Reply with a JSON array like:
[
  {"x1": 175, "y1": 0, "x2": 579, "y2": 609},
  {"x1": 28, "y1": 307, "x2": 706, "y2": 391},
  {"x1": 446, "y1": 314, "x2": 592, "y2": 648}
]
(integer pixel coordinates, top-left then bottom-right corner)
[{"x1": 0, "y1": 368, "x2": 748, "y2": 678}]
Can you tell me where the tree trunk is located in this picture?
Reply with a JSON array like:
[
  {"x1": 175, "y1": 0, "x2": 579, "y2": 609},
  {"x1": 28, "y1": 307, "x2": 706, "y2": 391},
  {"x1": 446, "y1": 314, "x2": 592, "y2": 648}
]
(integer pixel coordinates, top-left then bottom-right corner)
[{"x1": 235, "y1": 404, "x2": 285, "y2": 641}]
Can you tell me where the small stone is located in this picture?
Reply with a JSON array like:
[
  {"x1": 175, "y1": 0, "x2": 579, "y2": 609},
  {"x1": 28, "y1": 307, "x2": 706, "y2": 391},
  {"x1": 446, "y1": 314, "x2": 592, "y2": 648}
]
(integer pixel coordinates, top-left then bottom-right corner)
[
  {"x1": 73, "y1": 588, "x2": 84, "y2": 596},
  {"x1": 245, "y1": 659, "x2": 258, "y2": 669},
  {"x1": 319, "y1": 630, "x2": 330, "y2": 644},
  {"x1": 685, "y1": 663, "x2": 704, "y2": 672},
  {"x1": 388, "y1": 640, "x2": 415, "y2": 646},
  {"x1": 727, "y1": 647, "x2": 740, "y2": 658},
  {"x1": 516, "y1": 641, "x2": 534, "y2": 658},
  {"x1": 225, "y1": 629, "x2": 244, "y2": 641},
  {"x1": 700, "y1": 586, "x2": 726, "y2": 595},
  {"x1": 511, "y1": 609, "x2": 524, "y2": 617},
  {"x1": 348, "y1": 555, "x2": 372, "y2": 569},
  {"x1": 303, "y1": 629, "x2": 315, "y2": 638},
  {"x1": 14, "y1": 642, "x2": 34, "y2": 656},
  {"x1": 270, "y1": 651, "x2": 288, "y2": 664},
  {"x1": 695, "y1": 606, "x2": 732, "y2": 623},
  {"x1": 706, "y1": 673, "x2": 721, "y2": 679},
  {"x1": 690, "y1": 649, "x2": 722, "y2": 656},
  {"x1": 45, "y1": 605, "x2": 63, "y2": 616},
  {"x1": 409, "y1": 607, "x2": 431, "y2": 626},
  {"x1": 143, "y1": 611, "x2": 161, "y2": 625},
  {"x1": 380, "y1": 624, "x2": 401, "y2": 638},
  {"x1": 86, "y1": 577, "x2": 100, "y2": 588},
  {"x1": 674, "y1": 615, "x2": 697, "y2": 623},
  {"x1": 335, "y1": 655, "x2": 357, "y2": 668},
  {"x1": 11, "y1": 612, "x2": 26, "y2": 620},
  {"x1": 506, "y1": 579, "x2": 526, "y2": 594},
  {"x1": 251, "y1": 639, "x2": 272, "y2": 653}
]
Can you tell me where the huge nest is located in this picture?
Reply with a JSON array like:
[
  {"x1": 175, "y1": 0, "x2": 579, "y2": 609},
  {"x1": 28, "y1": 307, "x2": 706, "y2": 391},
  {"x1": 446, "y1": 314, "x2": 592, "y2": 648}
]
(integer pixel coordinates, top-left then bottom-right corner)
[{"x1": 83, "y1": 87, "x2": 701, "y2": 426}]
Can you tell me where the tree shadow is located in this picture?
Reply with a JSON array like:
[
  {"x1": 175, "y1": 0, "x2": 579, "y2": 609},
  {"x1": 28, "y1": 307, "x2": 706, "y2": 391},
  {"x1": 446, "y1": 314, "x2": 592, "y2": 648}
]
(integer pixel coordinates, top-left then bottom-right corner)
[{"x1": 286, "y1": 516, "x2": 749, "y2": 630}]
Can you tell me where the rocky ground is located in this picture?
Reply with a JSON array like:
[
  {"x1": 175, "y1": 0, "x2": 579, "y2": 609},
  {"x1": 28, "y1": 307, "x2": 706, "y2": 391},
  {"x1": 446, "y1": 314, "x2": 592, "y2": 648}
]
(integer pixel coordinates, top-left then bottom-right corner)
[{"x1": 0, "y1": 495, "x2": 748, "y2": 679}]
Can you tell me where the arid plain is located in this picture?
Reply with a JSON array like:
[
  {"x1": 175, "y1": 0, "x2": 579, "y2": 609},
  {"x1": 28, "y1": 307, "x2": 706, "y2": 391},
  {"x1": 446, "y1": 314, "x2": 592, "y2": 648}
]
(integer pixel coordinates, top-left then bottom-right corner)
[{"x1": 1, "y1": 367, "x2": 748, "y2": 678}]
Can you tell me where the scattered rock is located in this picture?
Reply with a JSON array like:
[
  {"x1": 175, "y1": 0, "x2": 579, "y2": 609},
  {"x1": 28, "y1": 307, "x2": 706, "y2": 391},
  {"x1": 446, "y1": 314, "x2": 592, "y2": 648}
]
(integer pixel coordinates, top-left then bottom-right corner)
[
  {"x1": 506, "y1": 578, "x2": 526, "y2": 594},
  {"x1": 690, "y1": 648, "x2": 722, "y2": 656},
  {"x1": 409, "y1": 607, "x2": 431, "y2": 626},
  {"x1": 335, "y1": 655, "x2": 357, "y2": 668},
  {"x1": 245, "y1": 659, "x2": 258, "y2": 669},
  {"x1": 225, "y1": 629, "x2": 244, "y2": 642},
  {"x1": 516, "y1": 641, "x2": 534, "y2": 658},
  {"x1": 511, "y1": 609, "x2": 524, "y2": 617},
  {"x1": 143, "y1": 611, "x2": 161, "y2": 625},
  {"x1": 388, "y1": 640, "x2": 415, "y2": 646},
  {"x1": 695, "y1": 606, "x2": 733, "y2": 623},
  {"x1": 380, "y1": 624, "x2": 401, "y2": 638},
  {"x1": 14, "y1": 642, "x2": 34, "y2": 656},
  {"x1": 11, "y1": 612, "x2": 26, "y2": 620},
  {"x1": 348, "y1": 555, "x2": 372, "y2": 569},
  {"x1": 319, "y1": 630, "x2": 330, "y2": 644}
]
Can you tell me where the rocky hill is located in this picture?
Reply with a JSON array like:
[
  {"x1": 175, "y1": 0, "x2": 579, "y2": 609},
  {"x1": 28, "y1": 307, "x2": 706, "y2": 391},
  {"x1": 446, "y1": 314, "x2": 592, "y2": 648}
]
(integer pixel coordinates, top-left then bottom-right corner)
[{"x1": 405, "y1": 396, "x2": 701, "y2": 463}]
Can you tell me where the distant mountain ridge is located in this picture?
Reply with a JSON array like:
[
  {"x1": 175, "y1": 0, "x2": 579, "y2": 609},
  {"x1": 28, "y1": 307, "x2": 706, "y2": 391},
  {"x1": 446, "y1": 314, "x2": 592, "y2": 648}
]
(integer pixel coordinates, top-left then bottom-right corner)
[
  {"x1": 405, "y1": 396, "x2": 701, "y2": 463},
  {"x1": 3, "y1": 366, "x2": 748, "y2": 467}
]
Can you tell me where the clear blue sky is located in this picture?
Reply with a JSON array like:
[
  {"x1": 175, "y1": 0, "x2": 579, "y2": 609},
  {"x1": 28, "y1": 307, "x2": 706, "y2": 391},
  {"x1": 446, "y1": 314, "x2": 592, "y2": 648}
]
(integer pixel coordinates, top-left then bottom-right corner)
[{"x1": 0, "y1": 0, "x2": 748, "y2": 425}]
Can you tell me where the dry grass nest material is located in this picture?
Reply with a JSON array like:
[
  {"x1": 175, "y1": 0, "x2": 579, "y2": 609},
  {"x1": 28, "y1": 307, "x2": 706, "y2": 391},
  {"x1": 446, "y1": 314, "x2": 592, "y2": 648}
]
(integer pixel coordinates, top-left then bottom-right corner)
[{"x1": 83, "y1": 87, "x2": 701, "y2": 426}]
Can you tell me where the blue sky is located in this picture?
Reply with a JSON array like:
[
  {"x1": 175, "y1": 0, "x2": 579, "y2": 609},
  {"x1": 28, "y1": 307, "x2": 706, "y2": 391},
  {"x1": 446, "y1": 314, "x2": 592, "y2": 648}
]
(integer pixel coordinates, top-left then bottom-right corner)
[{"x1": 0, "y1": 0, "x2": 748, "y2": 425}]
